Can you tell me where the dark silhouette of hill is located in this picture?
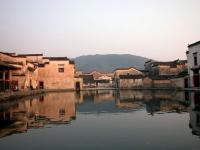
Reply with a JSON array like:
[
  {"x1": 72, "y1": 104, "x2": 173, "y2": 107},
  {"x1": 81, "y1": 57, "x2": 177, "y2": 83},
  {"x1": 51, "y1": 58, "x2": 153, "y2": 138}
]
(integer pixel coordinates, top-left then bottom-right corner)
[{"x1": 74, "y1": 54, "x2": 149, "y2": 72}]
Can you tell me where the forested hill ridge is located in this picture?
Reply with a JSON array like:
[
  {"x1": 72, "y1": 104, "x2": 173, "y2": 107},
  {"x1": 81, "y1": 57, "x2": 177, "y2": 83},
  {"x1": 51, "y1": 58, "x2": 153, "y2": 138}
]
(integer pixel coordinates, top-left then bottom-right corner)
[{"x1": 74, "y1": 54, "x2": 149, "y2": 72}]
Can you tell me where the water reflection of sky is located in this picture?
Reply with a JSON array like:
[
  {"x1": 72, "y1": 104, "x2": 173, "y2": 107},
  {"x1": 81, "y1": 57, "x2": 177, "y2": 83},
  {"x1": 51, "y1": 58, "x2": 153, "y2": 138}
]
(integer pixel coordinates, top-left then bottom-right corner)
[{"x1": 0, "y1": 90, "x2": 200, "y2": 150}]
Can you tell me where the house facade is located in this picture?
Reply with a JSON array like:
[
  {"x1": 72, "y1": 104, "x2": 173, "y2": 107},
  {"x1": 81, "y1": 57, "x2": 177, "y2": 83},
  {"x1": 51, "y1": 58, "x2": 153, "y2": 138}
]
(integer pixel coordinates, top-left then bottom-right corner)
[
  {"x1": 144, "y1": 59, "x2": 187, "y2": 76},
  {"x1": 186, "y1": 41, "x2": 200, "y2": 88},
  {"x1": 0, "y1": 52, "x2": 77, "y2": 91},
  {"x1": 38, "y1": 57, "x2": 75, "y2": 90},
  {"x1": 79, "y1": 74, "x2": 95, "y2": 88},
  {"x1": 114, "y1": 67, "x2": 144, "y2": 88},
  {"x1": 78, "y1": 71, "x2": 113, "y2": 88},
  {"x1": 0, "y1": 52, "x2": 37, "y2": 91}
]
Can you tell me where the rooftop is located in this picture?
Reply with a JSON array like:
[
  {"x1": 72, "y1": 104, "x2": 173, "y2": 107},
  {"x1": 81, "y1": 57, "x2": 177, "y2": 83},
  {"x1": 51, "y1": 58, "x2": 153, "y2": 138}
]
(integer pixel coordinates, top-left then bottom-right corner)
[
  {"x1": 0, "y1": 52, "x2": 16, "y2": 56},
  {"x1": 188, "y1": 41, "x2": 200, "y2": 48},
  {"x1": 43, "y1": 57, "x2": 69, "y2": 61},
  {"x1": 18, "y1": 54, "x2": 43, "y2": 56},
  {"x1": 115, "y1": 67, "x2": 139, "y2": 71},
  {"x1": 151, "y1": 60, "x2": 187, "y2": 67},
  {"x1": 0, "y1": 61, "x2": 21, "y2": 70},
  {"x1": 79, "y1": 74, "x2": 95, "y2": 83}
]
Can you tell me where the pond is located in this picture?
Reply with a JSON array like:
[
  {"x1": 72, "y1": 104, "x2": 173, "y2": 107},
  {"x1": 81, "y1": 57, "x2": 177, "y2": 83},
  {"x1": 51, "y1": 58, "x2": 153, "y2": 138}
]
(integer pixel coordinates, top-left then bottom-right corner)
[{"x1": 0, "y1": 90, "x2": 200, "y2": 150}]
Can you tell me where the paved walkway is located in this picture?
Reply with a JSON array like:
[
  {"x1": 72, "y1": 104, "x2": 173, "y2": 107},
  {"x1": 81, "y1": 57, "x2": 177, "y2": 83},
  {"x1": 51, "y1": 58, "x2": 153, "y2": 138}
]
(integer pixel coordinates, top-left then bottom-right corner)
[{"x1": 0, "y1": 90, "x2": 45, "y2": 102}]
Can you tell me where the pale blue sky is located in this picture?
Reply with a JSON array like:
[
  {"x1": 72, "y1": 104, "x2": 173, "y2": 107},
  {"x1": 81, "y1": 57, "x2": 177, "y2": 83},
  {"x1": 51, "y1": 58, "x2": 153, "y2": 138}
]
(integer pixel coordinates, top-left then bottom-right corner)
[{"x1": 0, "y1": 0, "x2": 200, "y2": 60}]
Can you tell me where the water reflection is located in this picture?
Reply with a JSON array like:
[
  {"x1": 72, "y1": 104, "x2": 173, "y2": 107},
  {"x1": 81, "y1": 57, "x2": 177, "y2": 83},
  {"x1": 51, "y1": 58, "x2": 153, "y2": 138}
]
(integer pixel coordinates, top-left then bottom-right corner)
[
  {"x1": 0, "y1": 93, "x2": 76, "y2": 138},
  {"x1": 77, "y1": 90, "x2": 189, "y2": 114},
  {"x1": 189, "y1": 92, "x2": 200, "y2": 137},
  {"x1": 0, "y1": 90, "x2": 200, "y2": 140}
]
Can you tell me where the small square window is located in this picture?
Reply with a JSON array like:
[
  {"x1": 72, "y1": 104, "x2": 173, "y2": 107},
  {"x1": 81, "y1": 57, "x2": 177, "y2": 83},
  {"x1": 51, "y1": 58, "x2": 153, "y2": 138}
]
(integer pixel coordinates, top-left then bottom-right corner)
[{"x1": 58, "y1": 68, "x2": 64, "y2": 72}]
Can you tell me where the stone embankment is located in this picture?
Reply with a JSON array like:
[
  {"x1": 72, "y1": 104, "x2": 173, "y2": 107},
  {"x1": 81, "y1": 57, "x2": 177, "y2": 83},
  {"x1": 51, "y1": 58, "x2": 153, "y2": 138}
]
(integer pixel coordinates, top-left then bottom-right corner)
[{"x1": 0, "y1": 89, "x2": 74, "y2": 102}]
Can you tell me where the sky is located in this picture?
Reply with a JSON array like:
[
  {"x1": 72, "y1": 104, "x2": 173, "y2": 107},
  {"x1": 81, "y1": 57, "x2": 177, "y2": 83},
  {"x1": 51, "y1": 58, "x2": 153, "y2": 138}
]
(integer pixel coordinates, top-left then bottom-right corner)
[{"x1": 0, "y1": 0, "x2": 200, "y2": 61}]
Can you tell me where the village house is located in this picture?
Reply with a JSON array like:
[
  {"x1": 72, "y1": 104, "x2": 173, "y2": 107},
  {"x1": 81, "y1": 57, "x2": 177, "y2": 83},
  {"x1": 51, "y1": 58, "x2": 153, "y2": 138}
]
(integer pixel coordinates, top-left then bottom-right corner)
[
  {"x1": 0, "y1": 52, "x2": 37, "y2": 91},
  {"x1": 13, "y1": 54, "x2": 40, "y2": 90},
  {"x1": 94, "y1": 74, "x2": 112, "y2": 87},
  {"x1": 0, "y1": 60, "x2": 20, "y2": 91},
  {"x1": 114, "y1": 67, "x2": 144, "y2": 88},
  {"x1": 79, "y1": 73, "x2": 95, "y2": 88},
  {"x1": 38, "y1": 57, "x2": 76, "y2": 90},
  {"x1": 90, "y1": 71, "x2": 113, "y2": 87},
  {"x1": 0, "y1": 52, "x2": 80, "y2": 91},
  {"x1": 144, "y1": 59, "x2": 187, "y2": 76},
  {"x1": 186, "y1": 41, "x2": 200, "y2": 88},
  {"x1": 78, "y1": 71, "x2": 113, "y2": 88},
  {"x1": 144, "y1": 59, "x2": 188, "y2": 89}
]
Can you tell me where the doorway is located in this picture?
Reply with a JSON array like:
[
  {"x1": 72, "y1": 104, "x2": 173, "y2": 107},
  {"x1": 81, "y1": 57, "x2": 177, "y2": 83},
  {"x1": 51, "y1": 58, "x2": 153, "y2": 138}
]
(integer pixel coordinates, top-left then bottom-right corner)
[
  {"x1": 184, "y1": 78, "x2": 189, "y2": 88},
  {"x1": 39, "y1": 81, "x2": 44, "y2": 89},
  {"x1": 75, "y1": 82, "x2": 81, "y2": 91},
  {"x1": 193, "y1": 70, "x2": 199, "y2": 87}
]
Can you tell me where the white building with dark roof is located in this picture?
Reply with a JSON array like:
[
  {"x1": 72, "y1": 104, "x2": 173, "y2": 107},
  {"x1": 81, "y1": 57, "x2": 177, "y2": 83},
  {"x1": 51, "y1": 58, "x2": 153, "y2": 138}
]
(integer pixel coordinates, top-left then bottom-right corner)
[{"x1": 186, "y1": 41, "x2": 200, "y2": 87}]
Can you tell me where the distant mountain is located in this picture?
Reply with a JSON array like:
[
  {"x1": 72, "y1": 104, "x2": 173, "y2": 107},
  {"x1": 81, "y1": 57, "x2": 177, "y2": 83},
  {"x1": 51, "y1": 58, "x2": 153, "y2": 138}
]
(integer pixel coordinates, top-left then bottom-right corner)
[{"x1": 74, "y1": 54, "x2": 149, "y2": 72}]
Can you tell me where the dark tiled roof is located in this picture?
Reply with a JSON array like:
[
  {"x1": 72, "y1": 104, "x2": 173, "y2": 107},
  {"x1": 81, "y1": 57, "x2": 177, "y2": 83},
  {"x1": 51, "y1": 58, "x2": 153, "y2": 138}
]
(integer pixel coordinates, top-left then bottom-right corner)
[
  {"x1": 188, "y1": 41, "x2": 200, "y2": 48},
  {"x1": 43, "y1": 57, "x2": 69, "y2": 61},
  {"x1": 152, "y1": 61, "x2": 175, "y2": 67},
  {"x1": 151, "y1": 60, "x2": 187, "y2": 67},
  {"x1": 115, "y1": 67, "x2": 139, "y2": 71},
  {"x1": 144, "y1": 59, "x2": 153, "y2": 64},
  {"x1": 119, "y1": 74, "x2": 144, "y2": 79},
  {"x1": 69, "y1": 60, "x2": 75, "y2": 64},
  {"x1": 0, "y1": 52, "x2": 16, "y2": 56},
  {"x1": 18, "y1": 54, "x2": 43, "y2": 56},
  {"x1": 178, "y1": 60, "x2": 187, "y2": 64},
  {"x1": 0, "y1": 61, "x2": 21, "y2": 70}
]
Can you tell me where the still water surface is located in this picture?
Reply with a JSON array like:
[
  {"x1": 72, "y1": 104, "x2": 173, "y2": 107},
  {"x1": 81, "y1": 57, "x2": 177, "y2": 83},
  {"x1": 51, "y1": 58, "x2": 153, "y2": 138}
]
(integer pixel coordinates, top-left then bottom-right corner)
[{"x1": 0, "y1": 90, "x2": 200, "y2": 150}]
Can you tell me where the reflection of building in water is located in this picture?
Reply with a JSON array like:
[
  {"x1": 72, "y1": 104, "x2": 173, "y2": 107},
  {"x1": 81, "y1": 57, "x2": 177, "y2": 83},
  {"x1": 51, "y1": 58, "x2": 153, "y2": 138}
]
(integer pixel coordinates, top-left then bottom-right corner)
[
  {"x1": 0, "y1": 90, "x2": 191, "y2": 138},
  {"x1": 93, "y1": 90, "x2": 114, "y2": 103},
  {"x1": 189, "y1": 92, "x2": 200, "y2": 137},
  {"x1": 144, "y1": 91, "x2": 189, "y2": 115},
  {"x1": 81, "y1": 90, "x2": 114, "y2": 103},
  {"x1": 115, "y1": 90, "x2": 189, "y2": 113},
  {"x1": 112, "y1": 90, "x2": 189, "y2": 111},
  {"x1": 116, "y1": 99, "x2": 143, "y2": 109},
  {"x1": 113, "y1": 67, "x2": 144, "y2": 88},
  {"x1": 143, "y1": 90, "x2": 189, "y2": 102},
  {"x1": 115, "y1": 90, "x2": 144, "y2": 109},
  {"x1": 145, "y1": 100, "x2": 188, "y2": 115},
  {"x1": 0, "y1": 93, "x2": 76, "y2": 138}
]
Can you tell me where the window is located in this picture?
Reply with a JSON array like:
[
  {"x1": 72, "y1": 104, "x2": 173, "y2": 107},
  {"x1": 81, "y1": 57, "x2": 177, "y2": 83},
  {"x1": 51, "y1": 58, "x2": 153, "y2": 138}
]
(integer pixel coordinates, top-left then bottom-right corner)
[
  {"x1": 193, "y1": 53, "x2": 198, "y2": 66},
  {"x1": 0, "y1": 72, "x2": 3, "y2": 80},
  {"x1": 58, "y1": 68, "x2": 64, "y2": 72},
  {"x1": 58, "y1": 64, "x2": 64, "y2": 73}
]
